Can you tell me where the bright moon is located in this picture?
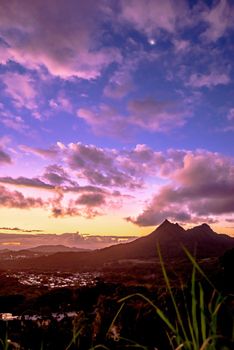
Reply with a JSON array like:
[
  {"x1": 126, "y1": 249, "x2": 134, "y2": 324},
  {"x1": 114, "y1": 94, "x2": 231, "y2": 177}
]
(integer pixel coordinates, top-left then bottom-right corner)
[{"x1": 148, "y1": 38, "x2": 156, "y2": 45}]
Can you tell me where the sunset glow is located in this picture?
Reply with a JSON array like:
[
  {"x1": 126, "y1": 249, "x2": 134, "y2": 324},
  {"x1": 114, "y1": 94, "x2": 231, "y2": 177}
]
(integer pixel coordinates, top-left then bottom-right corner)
[{"x1": 0, "y1": 0, "x2": 234, "y2": 243}]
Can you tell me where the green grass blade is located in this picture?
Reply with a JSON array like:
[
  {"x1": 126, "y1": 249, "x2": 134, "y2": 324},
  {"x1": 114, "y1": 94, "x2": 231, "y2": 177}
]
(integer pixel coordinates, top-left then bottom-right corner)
[
  {"x1": 182, "y1": 247, "x2": 216, "y2": 290},
  {"x1": 181, "y1": 286, "x2": 196, "y2": 348},
  {"x1": 107, "y1": 302, "x2": 125, "y2": 337},
  {"x1": 191, "y1": 263, "x2": 199, "y2": 346},
  {"x1": 65, "y1": 328, "x2": 83, "y2": 350},
  {"x1": 157, "y1": 244, "x2": 190, "y2": 346},
  {"x1": 200, "y1": 335, "x2": 223, "y2": 350},
  {"x1": 199, "y1": 282, "x2": 207, "y2": 343}
]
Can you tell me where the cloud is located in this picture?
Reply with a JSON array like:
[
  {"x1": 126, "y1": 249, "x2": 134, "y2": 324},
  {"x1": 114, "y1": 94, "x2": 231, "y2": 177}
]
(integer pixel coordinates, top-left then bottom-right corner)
[
  {"x1": 19, "y1": 145, "x2": 58, "y2": 159},
  {"x1": 202, "y1": 0, "x2": 234, "y2": 42},
  {"x1": 0, "y1": 231, "x2": 137, "y2": 250},
  {"x1": 65, "y1": 142, "x2": 142, "y2": 189},
  {"x1": 5, "y1": 142, "x2": 234, "y2": 224},
  {"x1": 188, "y1": 71, "x2": 230, "y2": 88},
  {"x1": 173, "y1": 39, "x2": 191, "y2": 53},
  {"x1": 227, "y1": 108, "x2": 234, "y2": 121},
  {"x1": 128, "y1": 97, "x2": 189, "y2": 132},
  {"x1": 119, "y1": 0, "x2": 188, "y2": 35},
  {"x1": 0, "y1": 185, "x2": 45, "y2": 209},
  {"x1": 49, "y1": 95, "x2": 73, "y2": 113},
  {"x1": 0, "y1": 176, "x2": 54, "y2": 190},
  {"x1": 127, "y1": 150, "x2": 234, "y2": 226},
  {"x1": 103, "y1": 67, "x2": 134, "y2": 99},
  {"x1": 42, "y1": 164, "x2": 76, "y2": 186},
  {"x1": 75, "y1": 193, "x2": 106, "y2": 207},
  {"x1": 77, "y1": 104, "x2": 129, "y2": 138},
  {"x1": 0, "y1": 227, "x2": 43, "y2": 233},
  {"x1": 0, "y1": 110, "x2": 30, "y2": 134},
  {"x1": 78, "y1": 97, "x2": 189, "y2": 136},
  {"x1": 0, "y1": 148, "x2": 12, "y2": 165},
  {"x1": 17, "y1": 142, "x2": 188, "y2": 193},
  {"x1": 0, "y1": 177, "x2": 113, "y2": 219},
  {"x1": 0, "y1": 0, "x2": 121, "y2": 79},
  {"x1": 48, "y1": 188, "x2": 107, "y2": 219},
  {"x1": 2, "y1": 72, "x2": 37, "y2": 109}
]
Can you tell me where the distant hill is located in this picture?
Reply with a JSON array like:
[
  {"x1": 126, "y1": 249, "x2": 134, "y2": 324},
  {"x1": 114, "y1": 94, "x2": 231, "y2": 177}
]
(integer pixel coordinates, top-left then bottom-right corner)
[
  {"x1": 0, "y1": 245, "x2": 89, "y2": 261},
  {"x1": 28, "y1": 244, "x2": 89, "y2": 253},
  {"x1": 1, "y1": 220, "x2": 234, "y2": 271}
]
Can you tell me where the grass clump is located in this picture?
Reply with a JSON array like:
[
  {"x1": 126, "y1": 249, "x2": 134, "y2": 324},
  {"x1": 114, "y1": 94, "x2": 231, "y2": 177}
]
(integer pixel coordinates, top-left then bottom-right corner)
[{"x1": 114, "y1": 246, "x2": 233, "y2": 350}]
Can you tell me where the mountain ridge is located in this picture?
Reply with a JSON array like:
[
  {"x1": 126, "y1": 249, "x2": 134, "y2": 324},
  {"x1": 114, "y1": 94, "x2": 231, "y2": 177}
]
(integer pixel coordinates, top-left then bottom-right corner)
[{"x1": 0, "y1": 220, "x2": 234, "y2": 271}]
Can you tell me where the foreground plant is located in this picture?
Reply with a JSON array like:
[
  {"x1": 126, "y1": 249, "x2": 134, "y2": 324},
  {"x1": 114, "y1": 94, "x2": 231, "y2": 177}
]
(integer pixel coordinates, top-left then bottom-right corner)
[{"x1": 112, "y1": 246, "x2": 233, "y2": 350}]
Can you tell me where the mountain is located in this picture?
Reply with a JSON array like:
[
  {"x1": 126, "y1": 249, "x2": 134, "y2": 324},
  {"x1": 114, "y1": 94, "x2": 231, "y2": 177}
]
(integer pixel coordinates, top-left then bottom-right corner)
[
  {"x1": 94, "y1": 219, "x2": 234, "y2": 260},
  {"x1": 1, "y1": 220, "x2": 234, "y2": 271}
]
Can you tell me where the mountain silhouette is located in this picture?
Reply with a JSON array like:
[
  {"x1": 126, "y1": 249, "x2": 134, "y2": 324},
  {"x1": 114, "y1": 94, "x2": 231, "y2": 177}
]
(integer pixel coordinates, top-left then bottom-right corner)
[{"x1": 1, "y1": 220, "x2": 234, "y2": 271}]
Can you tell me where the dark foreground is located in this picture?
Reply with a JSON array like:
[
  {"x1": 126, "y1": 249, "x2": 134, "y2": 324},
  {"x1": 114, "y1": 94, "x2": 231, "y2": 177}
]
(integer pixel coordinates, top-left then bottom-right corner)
[{"x1": 0, "y1": 250, "x2": 233, "y2": 350}]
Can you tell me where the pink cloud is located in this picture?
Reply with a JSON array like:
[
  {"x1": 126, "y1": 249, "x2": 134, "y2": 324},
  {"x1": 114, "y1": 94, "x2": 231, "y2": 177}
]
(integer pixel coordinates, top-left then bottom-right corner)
[
  {"x1": 77, "y1": 104, "x2": 129, "y2": 138},
  {"x1": 127, "y1": 150, "x2": 234, "y2": 226},
  {"x1": 0, "y1": 185, "x2": 45, "y2": 209},
  {"x1": 49, "y1": 95, "x2": 73, "y2": 113},
  {"x1": 78, "y1": 97, "x2": 189, "y2": 136},
  {"x1": 188, "y1": 72, "x2": 230, "y2": 88},
  {"x1": 227, "y1": 108, "x2": 234, "y2": 121},
  {"x1": 128, "y1": 97, "x2": 189, "y2": 132},
  {"x1": 65, "y1": 142, "x2": 142, "y2": 189},
  {"x1": 19, "y1": 145, "x2": 58, "y2": 159},
  {"x1": 173, "y1": 39, "x2": 191, "y2": 53},
  {"x1": 103, "y1": 66, "x2": 134, "y2": 99},
  {"x1": 119, "y1": 0, "x2": 188, "y2": 35},
  {"x1": 0, "y1": 148, "x2": 12, "y2": 165},
  {"x1": 2, "y1": 72, "x2": 37, "y2": 109},
  {"x1": 0, "y1": 0, "x2": 122, "y2": 79},
  {"x1": 17, "y1": 142, "x2": 188, "y2": 192},
  {"x1": 202, "y1": 0, "x2": 234, "y2": 42},
  {"x1": 1, "y1": 115, "x2": 29, "y2": 133},
  {"x1": 0, "y1": 176, "x2": 54, "y2": 190}
]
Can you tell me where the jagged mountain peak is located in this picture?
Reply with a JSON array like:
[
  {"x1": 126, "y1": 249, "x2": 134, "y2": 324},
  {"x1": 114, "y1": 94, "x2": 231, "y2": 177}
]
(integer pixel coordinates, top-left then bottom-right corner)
[
  {"x1": 149, "y1": 219, "x2": 186, "y2": 241},
  {"x1": 158, "y1": 219, "x2": 184, "y2": 231}
]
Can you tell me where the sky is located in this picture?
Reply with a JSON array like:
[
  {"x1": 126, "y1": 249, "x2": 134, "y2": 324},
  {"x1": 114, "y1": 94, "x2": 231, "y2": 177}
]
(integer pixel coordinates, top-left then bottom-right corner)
[{"x1": 0, "y1": 0, "x2": 234, "y2": 246}]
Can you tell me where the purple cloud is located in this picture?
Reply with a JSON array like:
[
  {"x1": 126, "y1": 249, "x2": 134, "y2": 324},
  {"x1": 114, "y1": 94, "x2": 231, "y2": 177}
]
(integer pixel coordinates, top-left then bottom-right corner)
[
  {"x1": 227, "y1": 108, "x2": 234, "y2": 121},
  {"x1": 19, "y1": 145, "x2": 58, "y2": 159},
  {"x1": 75, "y1": 193, "x2": 106, "y2": 207},
  {"x1": 128, "y1": 97, "x2": 189, "y2": 132},
  {"x1": 119, "y1": 0, "x2": 188, "y2": 35},
  {"x1": 0, "y1": 185, "x2": 45, "y2": 209},
  {"x1": 65, "y1": 142, "x2": 143, "y2": 189},
  {"x1": 188, "y1": 72, "x2": 230, "y2": 88},
  {"x1": 0, "y1": 107, "x2": 30, "y2": 134},
  {"x1": 0, "y1": 0, "x2": 122, "y2": 79},
  {"x1": 2, "y1": 72, "x2": 37, "y2": 110},
  {"x1": 78, "y1": 97, "x2": 189, "y2": 136},
  {"x1": 0, "y1": 148, "x2": 11, "y2": 165},
  {"x1": 0, "y1": 176, "x2": 54, "y2": 190},
  {"x1": 201, "y1": 0, "x2": 234, "y2": 42},
  {"x1": 127, "y1": 150, "x2": 234, "y2": 226}
]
